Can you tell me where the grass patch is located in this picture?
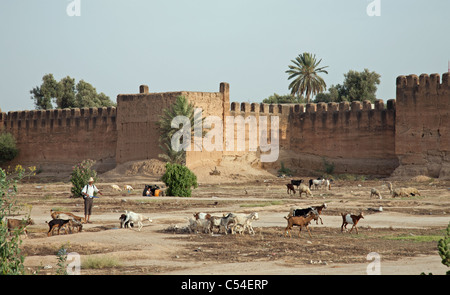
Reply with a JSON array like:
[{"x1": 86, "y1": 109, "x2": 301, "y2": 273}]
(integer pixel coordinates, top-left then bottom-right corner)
[
  {"x1": 240, "y1": 201, "x2": 284, "y2": 208},
  {"x1": 82, "y1": 255, "x2": 121, "y2": 269},
  {"x1": 383, "y1": 235, "x2": 442, "y2": 242}
]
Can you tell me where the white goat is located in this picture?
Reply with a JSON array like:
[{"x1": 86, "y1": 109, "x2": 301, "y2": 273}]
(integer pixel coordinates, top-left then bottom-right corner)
[
  {"x1": 188, "y1": 217, "x2": 211, "y2": 234},
  {"x1": 111, "y1": 184, "x2": 122, "y2": 192},
  {"x1": 298, "y1": 184, "x2": 313, "y2": 198},
  {"x1": 228, "y1": 212, "x2": 259, "y2": 235},
  {"x1": 370, "y1": 188, "x2": 382, "y2": 199},
  {"x1": 123, "y1": 210, "x2": 152, "y2": 231},
  {"x1": 124, "y1": 185, "x2": 134, "y2": 191}
]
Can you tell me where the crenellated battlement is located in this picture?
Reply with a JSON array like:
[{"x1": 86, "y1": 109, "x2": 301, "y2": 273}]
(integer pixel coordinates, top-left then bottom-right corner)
[
  {"x1": 1, "y1": 107, "x2": 117, "y2": 131},
  {"x1": 229, "y1": 102, "x2": 291, "y2": 116},
  {"x1": 228, "y1": 99, "x2": 396, "y2": 118},
  {"x1": 396, "y1": 73, "x2": 450, "y2": 97}
]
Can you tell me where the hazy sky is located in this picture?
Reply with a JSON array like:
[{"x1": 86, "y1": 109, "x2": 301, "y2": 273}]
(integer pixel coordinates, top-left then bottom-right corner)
[{"x1": 1, "y1": 0, "x2": 449, "y2": 113}]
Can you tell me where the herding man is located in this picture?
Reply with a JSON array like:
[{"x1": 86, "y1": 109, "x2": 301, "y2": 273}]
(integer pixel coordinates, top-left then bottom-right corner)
[{"x1": 81, "y1": 177, "x2": 103, "y2": 223}]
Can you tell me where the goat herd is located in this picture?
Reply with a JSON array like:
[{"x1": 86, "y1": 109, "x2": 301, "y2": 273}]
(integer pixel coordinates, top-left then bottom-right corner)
[{"x1": 5, "y1": 178, "x2": 422, "y2": 240}]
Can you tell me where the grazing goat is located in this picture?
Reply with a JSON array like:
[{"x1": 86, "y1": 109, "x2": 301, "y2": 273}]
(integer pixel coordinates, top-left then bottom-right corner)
[
  {"x1": 67, "y1": 220, "x2": 83, "y2": 233},
  {"x1": 284, "y1": 210, "x2": 318, "y2": 238},
  {"x1": 47, "y1": 219, "x2": 71, "y2": 237},
  {"x1": 392, "y1": 187, "x2": 421, "y2": 198},
  {"x1": 298, "y1": 184, "x2": 313, "y2": 198},
  {"x1": 111, "y1": 184, "x2": 122, "y2": 192},
  {"x1": 228, "y1": 212, "x2": 259, "y2": 235},
  {"x1": 7, "y1": 217, "x2": 35, "y2": 237},
  {"x1": 123, "y1": 210, "x2": 152, "y2": 231},
  {"x1": 124, "y1": 185, "x2": 134, "y2": 191},
  {"x1": 286, "y1": 183, "x2": 296, "y2": 194},
  {"x1": 370, "y1": 188, "x2": 382, "y2": 199},
  {"x1": 290, "y1": 179, "x2": 304, "y2": 188},
  {"x1": 287, "y1": 203, "x2": 327, "y2": 225},
  {"x1": 119, "y1": 214, "x2": 134, "y2": 228},
  {"x1": 340, "y1": 212, "x2": 364, "y2": 234}
]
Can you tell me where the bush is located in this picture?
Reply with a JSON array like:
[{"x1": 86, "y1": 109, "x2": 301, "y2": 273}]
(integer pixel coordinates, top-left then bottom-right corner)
[
  {"x1": 70, "y1": 160, "x2": 97, "y2": 198},
  {"x1": 438, "y1": 222, "x2": 450, "y2": 274},
  {"x1": 161, "y1": 163, "x2": 198, "y2": 197},
  {"x1": 0, "y1": 166, "x2": 27, "y2": 274},
  {"x1": 277, "y1": 161, "x2": 292, "y2": 176},
  {"x1": 0, "y1": 132, "x2": 19, "y2": 164}
]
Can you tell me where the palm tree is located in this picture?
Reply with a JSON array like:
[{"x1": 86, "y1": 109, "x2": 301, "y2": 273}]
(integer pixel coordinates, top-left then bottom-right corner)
[
  {"x1": 285, "y1": 52, "x2": 329, "y2": 103},
  {"x1": 157, "y1": 95, "x2": 204, "y2": 165}
]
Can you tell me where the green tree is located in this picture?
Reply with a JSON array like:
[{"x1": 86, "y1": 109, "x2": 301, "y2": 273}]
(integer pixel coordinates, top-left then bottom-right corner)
[
  {"x1": 29, "y1": 73, "x2": 59, "y2": 109},
  {"x1": 262, "y1": 93, "x2": 306, "y2": 104},
  {"x1": 161, "y1": 163, "x2": 198, "y2": 197},
  {"x1": 315, "y1": 69, "x2": 380, "y2": 103},
  {"x1": 157, "y1": 95, "x2": 203, "y2": 165},
  {"x1": 30, "y1": 74, "x2": 116, "y2": 109},
  {"x1": 0, "y1": 132, "x2": 19, "y2": 164},
  {"x1": 286, "y1": 52, "x2": 329, "y2": 102},
  {"x1": 70, "y1": 160, "x2": 98, "y2": 198},
  {"x1": 56, "y1": 76, "x2": 77, "y2": 109}
]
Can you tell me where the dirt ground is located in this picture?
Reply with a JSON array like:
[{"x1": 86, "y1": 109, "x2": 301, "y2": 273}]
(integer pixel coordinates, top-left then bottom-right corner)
[{"x1": 7, "y1": 161, "x2": 450, "y2": 275}]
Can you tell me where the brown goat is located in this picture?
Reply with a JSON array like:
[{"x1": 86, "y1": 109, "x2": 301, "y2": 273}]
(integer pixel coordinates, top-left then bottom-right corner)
[
  {"x1": 286, "y1": 183, "x2": 296, "y2": 194},
  {"x1": 284, "y1": 210, "x2": 318, "y2": 238},
  {"x1": 311, "y1": 203, "x2": 327, "y2": 225},
  {"x1": 7, "y1": 217, "x2": 35, "y2": 237},
  {"x1": 341, "y1": 212, "x2": 364, "y2": 234}
]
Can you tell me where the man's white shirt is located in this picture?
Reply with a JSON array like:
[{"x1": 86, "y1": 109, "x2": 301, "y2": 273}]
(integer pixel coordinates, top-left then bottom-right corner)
[{"x1": 82, "y1": 184, "x2": 99, "y2": 197}]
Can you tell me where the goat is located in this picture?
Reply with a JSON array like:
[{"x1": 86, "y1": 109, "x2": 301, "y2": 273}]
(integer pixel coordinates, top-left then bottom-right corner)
[
  {"x1": 123, "y1": 210, "x2": 152, "y2": 231},
  {"x1": 298, "y1": 183, "x2": 313, "y2": 198},
  {"x1": 392, "y1": 187, "x2": 421, "y2": 198},
  {"x1": 309, "y1": 178, "x2": 325, "y2": 190},
  {"x1": 340, "y1": 212, "x2": 364, "y2": 234},
  {"x1": 46, "y1": 219, "x2": 71, "y2": 237},
  {"x1": 324, "y1": 179, "x2": 333, "y2": 190},
  {"x1": 220, "y1": 213, "x2": 236, "y2": 235},
  {"x1": 188, "y1": 217, "x2": 211, "y2": 234},
  {"x1": 50, "y1": 210, "x2": 86, "y2": 224},
  {"x1": 286, "y1": 183, "x2": 296, "y2": 194},
  {"x1": 67, "y1": 220, "x2": 83, "y2": 233},
  {"x1": 7, "y1": 217, "x2": 35, "y2": 237},
  {"x1": 287, "y1": 203, "x2": 327, "y2": 225},
  {"x1": 370, "y1": 188, "x2": 382, "y2": 199},
  {"x1": 119, "y1": 213, "x2": 134, "y2": 228},
  {"x1": 111, "y1": 184, "x2": 122, "y2": 192},
  {"x1": 284, "y1": 210, "x2": 318, "y2": 238},
  {"x1": 124, "y1": 185, "x2": 134, "y2": 191},
  {"x1": 193, "y1": 212, "x2": 212, "y2": 220},
  {"x1": 228, "y1": 212, "x2": 259, "y2": 235},
  {"x1": 209, "y1": 216, "x2": 222, "y2": 233},
  {"x1": 290, "y1": 179, "x2": 303, "y2": 188}
]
